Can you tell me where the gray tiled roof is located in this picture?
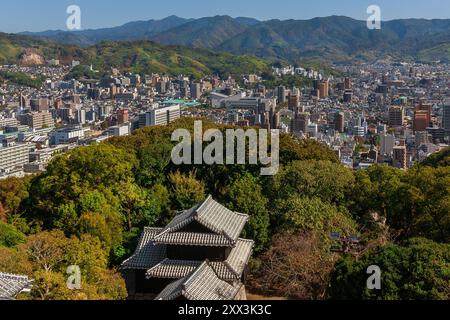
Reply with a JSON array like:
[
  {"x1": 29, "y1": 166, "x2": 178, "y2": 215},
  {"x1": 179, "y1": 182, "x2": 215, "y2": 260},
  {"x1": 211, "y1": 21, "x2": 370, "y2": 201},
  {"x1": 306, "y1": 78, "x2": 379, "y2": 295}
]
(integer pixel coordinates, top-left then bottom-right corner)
[
  {"x1": 156, "y1": 196, "x2": 249, "y2": 244},
  {"x1": 146, "y1": 239, "x2": 254, "y2": 281},
  {"x1": 121, "y1": 228, "x2": 166, "y2": 270},
  {"x1": 0, "y1": 273, "x2": 32, "y2": 300},
  {"x1": 147, "y1": 259, "x2": 201, "y2": 279},
  {"x1": 155, "y1": 262, "x2": 243, "y2": 301},
  {"x1": 153, "y1": 231, "x2": 234, "y2": 247},
  {"x1": 223, "y1": 239, "x2": 254, "y2": 277}
]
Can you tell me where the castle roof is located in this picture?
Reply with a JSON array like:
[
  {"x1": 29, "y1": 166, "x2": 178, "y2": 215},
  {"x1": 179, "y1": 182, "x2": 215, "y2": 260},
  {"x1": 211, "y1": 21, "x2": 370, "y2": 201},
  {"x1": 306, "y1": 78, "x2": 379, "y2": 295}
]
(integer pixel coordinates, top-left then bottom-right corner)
[
  {"x1": 146, "y1": 239, "x2": 254, "y2": 281},
  {"x1": 154, "y1": 195, "x2": 249, "y2": 246},
  {"x1": 155, "y1": 261, "x2": 243, "y2": 301},
  {"x1": 0, "y1": 273, "x2": 33, "y2": 300}
]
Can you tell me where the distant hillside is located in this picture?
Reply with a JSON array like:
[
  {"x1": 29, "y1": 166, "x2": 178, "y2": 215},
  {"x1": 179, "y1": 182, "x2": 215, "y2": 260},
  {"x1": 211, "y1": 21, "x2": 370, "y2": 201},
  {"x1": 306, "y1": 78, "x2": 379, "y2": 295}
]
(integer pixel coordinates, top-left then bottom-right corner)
[
  {"x1": 219, "y1": 16, "x2": 450, "y2": 62},
  {"x1": 74, "y1": 41, "x2": 272, "y2": 78},
  {"x1": 151, "y1": 15, "x2": 248, "y2": 50},
  {"x1": 20, "y1": 16, "x2": 193, "y2": 47},
  {"x1": 0, "y1": 33, "x2": 271, "y2": 79},
  {"x1": 20, "y1": 15, "x2": 450, "y2": 63}
]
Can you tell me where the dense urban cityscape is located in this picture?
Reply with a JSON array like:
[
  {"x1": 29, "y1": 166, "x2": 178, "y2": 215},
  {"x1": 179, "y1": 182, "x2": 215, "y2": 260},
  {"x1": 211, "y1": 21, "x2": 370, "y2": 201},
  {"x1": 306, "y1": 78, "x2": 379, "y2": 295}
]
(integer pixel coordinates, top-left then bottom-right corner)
[{"x1": 1, "y1": 60, "x2": 449, "y2": 179}]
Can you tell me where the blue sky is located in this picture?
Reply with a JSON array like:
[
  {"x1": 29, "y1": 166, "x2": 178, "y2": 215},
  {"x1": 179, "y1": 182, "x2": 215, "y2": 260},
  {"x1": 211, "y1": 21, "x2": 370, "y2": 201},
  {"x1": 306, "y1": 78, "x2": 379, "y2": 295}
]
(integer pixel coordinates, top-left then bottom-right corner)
[{"x1": 1, "y1": 0, "x2": 450, "y2": 33}]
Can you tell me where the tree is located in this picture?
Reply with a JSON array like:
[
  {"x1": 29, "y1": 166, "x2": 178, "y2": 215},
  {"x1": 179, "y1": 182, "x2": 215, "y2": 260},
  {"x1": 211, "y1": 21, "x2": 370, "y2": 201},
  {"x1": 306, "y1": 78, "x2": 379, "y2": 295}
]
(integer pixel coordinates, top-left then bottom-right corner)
[
  {"x1": 269, "y1": 160, "x2": 355, "y2": 205},
  {"x1": 168, "y1": 171, "x2": 205, "y2": 210},
  {"x1": 0, "y1": 176, "x2": 31, "y2": 220},
  {"x1": 28, "y1": 144, "x2": 137, "y2": 224},
  {"x1": 249, "y1": 231, "x2": 337, "y2": 300},
  {"x1": 350, "y1": 165, "x2": 450, "y2": 243},
  {"x1": 136, "y1": 140, "x2": 173, "y2": 187},
  {"x1": 350, "y1": 165, "x2": 409, "y2": 233},
  {"x1": 403, "y1": 166, "x2": 450, "y2": 243},
  {"x1": 0, "y1": 230, "x2": 127, "y2": 300},
  {"x1": 421, "y1": 147, "x2": 450, "y2": 168},
  {"x1": 279, "y1": 135, "x2": 339, "y2": 165},
  {"x1": 223, "y1": 174, "x2": 270, "y2": 252},
  {"x1": 329, "y1": 238, "x2": 450, "y2": 300},
  {"x1": 273, "y1": 195, "x2": 356, "y2": 236},
  {"x1": 0, "y1": 221, "x2": 25, "y2": 248}
]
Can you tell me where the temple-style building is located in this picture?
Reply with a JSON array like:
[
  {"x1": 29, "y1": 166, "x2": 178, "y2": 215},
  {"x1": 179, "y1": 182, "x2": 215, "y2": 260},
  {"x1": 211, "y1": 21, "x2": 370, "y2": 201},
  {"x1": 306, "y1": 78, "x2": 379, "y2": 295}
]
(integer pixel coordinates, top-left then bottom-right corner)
[
  {"x1": 0, "y1": 273, "x2": 33, "y2": 300},
  {"x1": 121, "y1": 195, "x2": 254, "y2": 300}
]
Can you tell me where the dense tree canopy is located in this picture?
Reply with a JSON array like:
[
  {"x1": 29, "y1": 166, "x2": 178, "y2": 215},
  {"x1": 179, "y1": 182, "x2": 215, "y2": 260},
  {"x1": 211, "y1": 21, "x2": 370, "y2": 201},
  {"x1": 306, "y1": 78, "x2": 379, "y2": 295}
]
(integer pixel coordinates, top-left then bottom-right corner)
[
  {"x1": 0, "y1": 230, "x2": 127, "y2": 300},
  {"x1": 329, "y1": 238, "x2": 450, "y2": 300},
  {"x1": 0, "y1": 119, "x2": 448, "y2": 300}
]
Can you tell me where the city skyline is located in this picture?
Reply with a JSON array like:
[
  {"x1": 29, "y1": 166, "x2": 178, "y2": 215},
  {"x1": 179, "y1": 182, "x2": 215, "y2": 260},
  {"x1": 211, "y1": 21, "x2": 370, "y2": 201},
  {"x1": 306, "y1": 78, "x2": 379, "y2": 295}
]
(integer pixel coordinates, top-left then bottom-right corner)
[{"x1": 1, "y1": 0, "x2": 450, "y2": 33}]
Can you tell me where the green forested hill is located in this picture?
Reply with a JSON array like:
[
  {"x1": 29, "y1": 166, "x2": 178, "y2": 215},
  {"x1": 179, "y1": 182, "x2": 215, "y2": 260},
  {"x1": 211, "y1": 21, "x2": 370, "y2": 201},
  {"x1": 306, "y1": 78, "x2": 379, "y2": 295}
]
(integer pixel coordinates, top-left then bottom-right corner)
[{"x1": 0, "y1": 33, "x2": 272, "y2": 78}]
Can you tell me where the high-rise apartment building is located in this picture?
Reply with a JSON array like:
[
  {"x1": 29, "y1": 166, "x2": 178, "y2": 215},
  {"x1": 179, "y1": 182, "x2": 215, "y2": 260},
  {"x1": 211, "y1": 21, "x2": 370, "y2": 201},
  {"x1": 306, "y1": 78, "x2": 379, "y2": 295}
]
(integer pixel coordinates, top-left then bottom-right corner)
[
  {"x1": 388, "y1": 106, "x2": 404, "y2": 127},
  {"x1": 30, "y1": 98, "x2": 49, "y2": 112},
  {"x1": 190, "y1": 83, "x2": 201, "y2": 100},
  {"x1": 380, "y1": 133, "x2": 395, "y2": 156},
  {"x1": 335, "y1": 112, "x2": 345, "y2": 133},
  {"x1": 19, "y1": 112, "x2": 54, "y2": 129},
  {"x1": 318, "y1": 80, "x2": 329, "y2": 99},
  {"x1": 344, "y1": 78, "x2": 352, "y2": 90},
  {"x1": 414, "y1": 110, "x2": 429, "y2": 132},
  {"x1": 0, "y1": 143, "x2": 33, "y2": 173},
  {"x1": 288, "y1": 94, "x2": 299, "y2": 111},
  {"x1": 291, "y1": 112, "x2": 310, "y2": 134},
  {"x1": 277, "y1": 86, "x2": 286, "y2": 103},
  {"x1": 393, "y1": 146, "x2": 407, "y2": 170},
  {"x1": 443, "y1": 101, "x2": 450, "y2": 132}
]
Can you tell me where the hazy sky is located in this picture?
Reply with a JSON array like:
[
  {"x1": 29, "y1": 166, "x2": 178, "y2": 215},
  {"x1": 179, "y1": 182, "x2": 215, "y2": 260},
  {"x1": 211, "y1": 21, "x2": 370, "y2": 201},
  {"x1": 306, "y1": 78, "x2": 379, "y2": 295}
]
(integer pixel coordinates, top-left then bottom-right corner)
[{"x1": 1, "y1": 0, "x2": 450, "y2": 33}]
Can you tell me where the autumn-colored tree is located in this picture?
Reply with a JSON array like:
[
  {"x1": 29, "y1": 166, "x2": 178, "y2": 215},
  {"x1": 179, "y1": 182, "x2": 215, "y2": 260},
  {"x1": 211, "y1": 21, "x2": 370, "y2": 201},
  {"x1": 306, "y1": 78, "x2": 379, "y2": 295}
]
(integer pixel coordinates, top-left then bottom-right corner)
[
  {"x1": 168, "y1": 170, "x2": 206, "y2": 210},
  {"x1": 250, "y1": 231, "x2": 338, "y2": 300},
  {"x1": 0, "y1": 230, "x2": 127, "y2": 300},
  {"x1": 0, "y1": 176, "x2": 31, "y2": 219}
]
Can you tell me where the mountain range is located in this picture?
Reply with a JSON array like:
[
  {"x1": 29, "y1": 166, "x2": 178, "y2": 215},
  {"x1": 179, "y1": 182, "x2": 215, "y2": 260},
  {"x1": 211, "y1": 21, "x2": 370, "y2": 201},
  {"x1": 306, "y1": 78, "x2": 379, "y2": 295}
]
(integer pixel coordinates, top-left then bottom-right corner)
[{"x1": 18, "y1": 15, "x2": 450, "y2": 63}]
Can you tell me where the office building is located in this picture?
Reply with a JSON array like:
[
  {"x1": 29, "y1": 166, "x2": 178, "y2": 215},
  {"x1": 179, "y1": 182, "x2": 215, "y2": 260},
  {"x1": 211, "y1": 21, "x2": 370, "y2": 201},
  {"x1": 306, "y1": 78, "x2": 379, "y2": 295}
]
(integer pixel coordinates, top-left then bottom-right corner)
[
  {"x1": 51, "y1": 127, "x2": 85, "y2": 145},
  {"x1": 117, "y1": 109, "x2": 129, "y2": 124},
  {"x1": 388, "y1": 106, "x2": 404, "y2": 127},
  {"x1": 139, "y1": 105, "x2": 181, "y2": 128},
  {"x1": 107, "y1": 124, "x2": 130, "y2": 137},
  {"x1": 414, "y1": 110, "x2": 429, "y2": 132},
  {"x1": 380, "y1": 134, "x2": 395, "y2": 156}
]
